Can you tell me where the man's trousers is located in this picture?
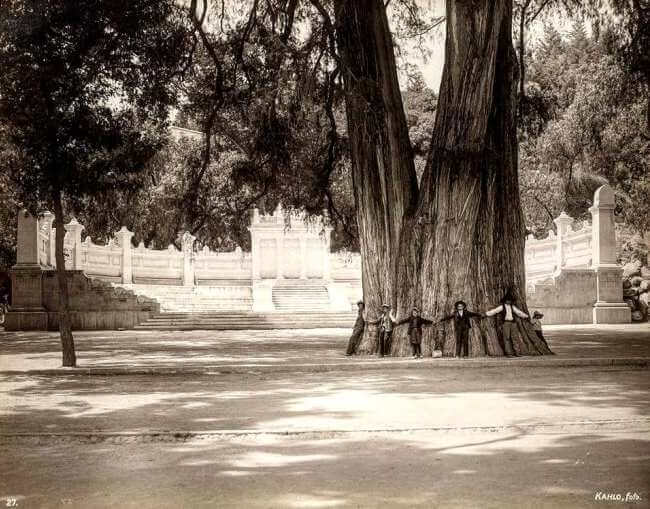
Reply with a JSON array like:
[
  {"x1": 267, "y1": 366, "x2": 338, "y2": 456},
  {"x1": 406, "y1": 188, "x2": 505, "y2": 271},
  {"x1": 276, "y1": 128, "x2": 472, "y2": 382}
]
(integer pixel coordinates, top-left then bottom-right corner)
[
  {"x1": 455, "y1": 328, "x2": 469, "y2": 357},
  {"x1": 378, "y1": 329, "x2": 392, "y2": 356}
]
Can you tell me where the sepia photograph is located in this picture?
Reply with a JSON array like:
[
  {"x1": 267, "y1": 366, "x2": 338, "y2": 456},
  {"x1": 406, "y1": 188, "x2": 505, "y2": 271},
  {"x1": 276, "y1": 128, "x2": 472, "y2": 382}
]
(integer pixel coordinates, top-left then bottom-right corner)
[{"x1": 0, "y1": 0, "x2": 648, "y2": 507}]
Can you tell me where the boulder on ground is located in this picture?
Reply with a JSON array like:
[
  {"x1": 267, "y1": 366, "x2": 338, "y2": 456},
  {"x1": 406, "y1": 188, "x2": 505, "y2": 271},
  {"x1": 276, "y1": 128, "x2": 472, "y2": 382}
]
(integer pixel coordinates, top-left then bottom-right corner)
[
  {"x1": 632, "y1": 310, "x2": 644, "y2": 322},
  {"x1": 622, "y1": 260, "x2": 643, "y2": 279},
  {"x1": 631, "y1": 276, "x2": 644, "y2": 287},
  {"x1": 640, "y1": 292, "x2": 650, "y2": 306}
]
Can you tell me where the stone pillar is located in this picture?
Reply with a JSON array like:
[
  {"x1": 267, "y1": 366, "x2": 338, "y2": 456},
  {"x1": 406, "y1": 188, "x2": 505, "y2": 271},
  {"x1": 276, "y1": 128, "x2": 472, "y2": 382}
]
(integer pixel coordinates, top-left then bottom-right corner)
[
  {"x1": 553, "y1": 211, "x2": 572, "y2": 273},
  {"x1": 41, "y1": 211, "x2": 55, "y2": 267},
  {"x1": 115, "y1": 226, "x2": 134, "y2": 284},
  {"x1": 181, "y1": 231, "x2": 196, "y2": 286},
  {"x1": 6, "y1": 210, "x2": 47, "y2": 330},
  {"x1": 64, "y1": 218, "x2": 84, "y2": 270},
  {"x1": 589, "y1": 184, "x2": 630, "y2": 324}
]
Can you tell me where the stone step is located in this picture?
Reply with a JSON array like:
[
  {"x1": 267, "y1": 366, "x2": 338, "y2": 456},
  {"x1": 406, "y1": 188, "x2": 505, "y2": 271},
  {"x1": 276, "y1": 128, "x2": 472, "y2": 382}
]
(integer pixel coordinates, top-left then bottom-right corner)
[{"x1": 136, "y1": 311, "x2": 356, "y2": 330}]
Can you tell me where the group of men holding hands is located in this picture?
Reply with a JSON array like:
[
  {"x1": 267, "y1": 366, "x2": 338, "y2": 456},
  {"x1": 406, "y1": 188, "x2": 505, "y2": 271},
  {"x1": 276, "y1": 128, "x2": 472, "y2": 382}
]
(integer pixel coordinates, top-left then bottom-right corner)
[{"x1": 346, "y1": 294, "x2": 546, "y2": 358}]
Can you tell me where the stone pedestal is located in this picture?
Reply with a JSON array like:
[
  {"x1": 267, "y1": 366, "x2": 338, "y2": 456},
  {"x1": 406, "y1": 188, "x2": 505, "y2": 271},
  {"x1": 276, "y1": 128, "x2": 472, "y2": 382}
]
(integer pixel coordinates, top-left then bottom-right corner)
[
  {"x1": 593, "y1": 266, "x2": 631, "y2": 323},
  {"x1": 5, "y1": 266, "x2": 48, "y2": 330}
]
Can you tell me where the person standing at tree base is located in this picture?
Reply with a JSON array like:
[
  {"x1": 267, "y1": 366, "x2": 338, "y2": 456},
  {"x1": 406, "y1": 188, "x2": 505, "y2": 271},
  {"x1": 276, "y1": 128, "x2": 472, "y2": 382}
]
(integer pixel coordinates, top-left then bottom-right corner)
[
  {"x1": 377, "y1": 304, "x2": 397, "y2": 357},
  {"x1": 439, "y1": 300, "x2": 483, "y2": 358},
  {"x1": 396, "y1": 307, "x2": 434, "y2": 358},
  {"x1": 484, "y1": 293, "x2": 530, "y2": 356},
  {"x1": 346, "y1": 300, "x2": 367, "y2": 356}
]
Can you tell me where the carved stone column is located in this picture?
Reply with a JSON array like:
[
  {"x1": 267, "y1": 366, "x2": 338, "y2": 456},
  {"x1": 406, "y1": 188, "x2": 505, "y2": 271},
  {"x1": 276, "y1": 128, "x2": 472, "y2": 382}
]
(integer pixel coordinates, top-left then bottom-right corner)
[{"x1": 589, "y1": 184, "x2": 630, "y2": 323}]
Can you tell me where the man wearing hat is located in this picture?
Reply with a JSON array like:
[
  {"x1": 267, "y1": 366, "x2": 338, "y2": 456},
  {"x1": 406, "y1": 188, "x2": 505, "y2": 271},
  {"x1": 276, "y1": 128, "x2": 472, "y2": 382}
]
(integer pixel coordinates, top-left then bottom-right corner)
[
  {"x1": 439, "y1": 300, "x2": 483, "y2": 358},
  {"x1": 484, "y1": 292, "x2": 530, "y2": 356},
  {"x1": 346, "y1": 300, "x2": 368, "y2": 356},
  {"x1": 377, "y1": 303, "x2": 397, "y2": 357},
  {"x1": 396, "y1": 307, "x2": 434, "y2": 358}
]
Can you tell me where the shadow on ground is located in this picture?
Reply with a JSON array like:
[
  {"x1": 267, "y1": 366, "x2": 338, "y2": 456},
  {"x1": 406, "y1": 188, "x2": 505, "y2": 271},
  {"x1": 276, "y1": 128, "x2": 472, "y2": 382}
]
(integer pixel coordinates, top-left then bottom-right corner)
[{"x1": 1, "y1": 427, "x2": 648, "y2": 508}]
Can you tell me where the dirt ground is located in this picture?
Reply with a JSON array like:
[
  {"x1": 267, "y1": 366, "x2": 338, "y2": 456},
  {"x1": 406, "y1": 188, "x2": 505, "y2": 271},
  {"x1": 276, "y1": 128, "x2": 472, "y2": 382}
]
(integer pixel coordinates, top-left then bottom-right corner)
[{"x1": 0, "y1": 325, "x2": 648, "y2": 508}]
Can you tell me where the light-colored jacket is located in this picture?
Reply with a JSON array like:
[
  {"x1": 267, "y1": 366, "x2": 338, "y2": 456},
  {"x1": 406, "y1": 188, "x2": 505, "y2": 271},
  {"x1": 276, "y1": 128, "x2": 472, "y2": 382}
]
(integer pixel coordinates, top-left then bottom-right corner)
[{"x1": 485, "y1": 304, "x2": 528, "y2": 321}]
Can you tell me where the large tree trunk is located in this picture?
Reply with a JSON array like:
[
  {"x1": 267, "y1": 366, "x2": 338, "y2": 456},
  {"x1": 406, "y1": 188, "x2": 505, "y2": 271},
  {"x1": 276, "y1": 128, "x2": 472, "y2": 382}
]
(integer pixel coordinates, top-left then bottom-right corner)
[
  {"x1": 333, "y1": 0, "x2": 419, "y2": 353},
  {"x1": 334, "y1": 0, "x2": 552, "y2": 357},
  {"x1": 53, "y1": 191, "x2": 77, "y2": 367},
  {"x1": 416, "y1": 0, "x2": 551, "y2": 356}
]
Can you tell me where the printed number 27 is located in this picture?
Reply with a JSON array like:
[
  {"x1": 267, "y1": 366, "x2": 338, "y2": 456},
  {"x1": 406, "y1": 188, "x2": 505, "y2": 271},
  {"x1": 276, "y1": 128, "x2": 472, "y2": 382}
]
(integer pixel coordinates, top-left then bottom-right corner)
[{"x1": 5, "y1": 498, "x2": 17, "y2": 507}]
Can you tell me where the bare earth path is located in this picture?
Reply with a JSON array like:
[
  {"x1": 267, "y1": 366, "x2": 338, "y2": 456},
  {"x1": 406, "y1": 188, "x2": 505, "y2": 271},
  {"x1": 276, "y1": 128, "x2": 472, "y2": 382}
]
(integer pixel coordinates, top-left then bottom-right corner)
[
  {"x1": 0, "y1": 325, "x2": 648, "y2": 508},
  {"x1": 0, "y1": 324, "x2": 649, "y2": 373}
]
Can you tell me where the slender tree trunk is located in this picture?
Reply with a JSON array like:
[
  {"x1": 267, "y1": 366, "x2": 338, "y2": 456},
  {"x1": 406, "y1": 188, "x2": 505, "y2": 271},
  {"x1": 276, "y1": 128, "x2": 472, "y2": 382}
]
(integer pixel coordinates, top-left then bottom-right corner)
[
  {"x1": 53, "y1": 191, "x2": 77, "y2": 367},
  {"x1": 416, "y1": 0, "x2": 551, "y2": 356},
  {"x1": 334, "y1": 0, "x2": 419, "y2": 353}
]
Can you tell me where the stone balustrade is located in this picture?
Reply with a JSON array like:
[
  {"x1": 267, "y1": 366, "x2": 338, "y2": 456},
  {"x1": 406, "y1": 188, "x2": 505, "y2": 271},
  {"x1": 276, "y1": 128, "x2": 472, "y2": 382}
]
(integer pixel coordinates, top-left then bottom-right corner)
[{"x1": 7, "y1": 185, "x2": 631, "y2": 327}]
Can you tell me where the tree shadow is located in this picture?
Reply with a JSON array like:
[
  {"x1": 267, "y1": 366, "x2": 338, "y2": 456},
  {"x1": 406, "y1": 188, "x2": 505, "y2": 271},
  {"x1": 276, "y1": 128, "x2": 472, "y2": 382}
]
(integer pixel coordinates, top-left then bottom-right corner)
[{"x1": 1, "y1": 428, "x2": 648, "y2": 508}]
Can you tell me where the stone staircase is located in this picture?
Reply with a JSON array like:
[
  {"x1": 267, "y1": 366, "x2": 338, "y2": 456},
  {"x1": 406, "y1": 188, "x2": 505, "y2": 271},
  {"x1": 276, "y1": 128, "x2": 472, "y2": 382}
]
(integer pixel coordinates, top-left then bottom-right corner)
[
  {"x1": 272, "y1": 285, "x2": 331, "y2": 312},
  {"x1": 134, "y1": 312, "x2": 357, "y2": 330},
  {"x1": 109, "y1": 282, "x2": 356, "y2": 330},
  {"x1": 112, "y1": 284, "x2": 252, "y2": 313}
]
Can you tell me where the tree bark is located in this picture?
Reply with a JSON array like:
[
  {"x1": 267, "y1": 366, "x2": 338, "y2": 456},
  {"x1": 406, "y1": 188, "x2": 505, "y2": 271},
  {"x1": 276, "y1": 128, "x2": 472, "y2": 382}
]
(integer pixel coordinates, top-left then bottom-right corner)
[
  {"x1": 333, "y1": 0, "x2": 419, "y2": 353},
  {"x1": 53, "y1": 190, "x2": 77, "y2": 367},
  {"x1": 416, "y1": 0, "x2": 551, "y2": 356}
]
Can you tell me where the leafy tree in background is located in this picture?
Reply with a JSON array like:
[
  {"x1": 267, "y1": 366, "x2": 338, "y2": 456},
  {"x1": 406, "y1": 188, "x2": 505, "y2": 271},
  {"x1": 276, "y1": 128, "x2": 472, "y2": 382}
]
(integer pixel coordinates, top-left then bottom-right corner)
[
  {"x1": 519, "y1": 19, "x2": 649, "y2": 238},
  {"x1": 0, "y1": 1, "x2": 191, "y2": 366}
]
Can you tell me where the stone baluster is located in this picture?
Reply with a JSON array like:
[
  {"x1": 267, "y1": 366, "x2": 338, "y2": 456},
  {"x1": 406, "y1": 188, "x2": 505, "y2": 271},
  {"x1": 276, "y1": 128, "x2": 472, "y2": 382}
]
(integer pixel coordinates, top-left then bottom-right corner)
[
  {"x1": 115, "y1": 227, "x2": 134, "y2": 284},
  {"x1": 249, "y1": 208, "x2": 260, "y2": 280},
  {"x1": 299, "y1": 237, "x2": 307, "y2": 279},
  {"x1": 40, "y1": 211, "x2": 55, "y2": 267},
  {"x1": 589, "y1": 184, "x2": 630, "y2": 323},
  {"x1": 181, "y1": 231, "x2": 196, "y2": 286},
  {"x1": 553, "y1": 211, "x2": 572, "y2": 273},
  {"x1": 322, "y1": 230, "x2": 332, "y2": 281},
  {"x1": 64, "y1": 218, "x2": 84, "y2": 270}
]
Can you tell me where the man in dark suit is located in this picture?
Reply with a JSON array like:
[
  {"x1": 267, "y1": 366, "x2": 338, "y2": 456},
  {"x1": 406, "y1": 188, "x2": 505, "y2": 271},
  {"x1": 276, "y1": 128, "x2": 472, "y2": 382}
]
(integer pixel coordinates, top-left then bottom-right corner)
[{"x1": 439, "y1": 300, "x2": 483, "y2": 357}]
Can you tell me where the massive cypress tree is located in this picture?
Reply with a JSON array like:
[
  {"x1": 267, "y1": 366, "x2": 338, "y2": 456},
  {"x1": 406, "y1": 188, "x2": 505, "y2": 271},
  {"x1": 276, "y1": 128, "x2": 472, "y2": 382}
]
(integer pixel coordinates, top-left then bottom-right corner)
[{"x1": 333, "y1": 0, "x2": 552, "y2": 356}]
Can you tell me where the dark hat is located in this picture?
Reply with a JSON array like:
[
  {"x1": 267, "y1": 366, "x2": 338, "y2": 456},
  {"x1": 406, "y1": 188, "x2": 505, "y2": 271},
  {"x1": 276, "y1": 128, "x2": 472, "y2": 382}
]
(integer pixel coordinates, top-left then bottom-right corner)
[
  {"x1": 356, "y1": 300, "x2": 364, "y2": 305},
  {"x1": 412, "y1": 307, "x2": 420, "y2": 312},
  {"x1": 454, "y1": 300, "x2": 467, "y2": 308},
  {"x1": 533, "y1": 311, "x2": 544, "y2": 318}
]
